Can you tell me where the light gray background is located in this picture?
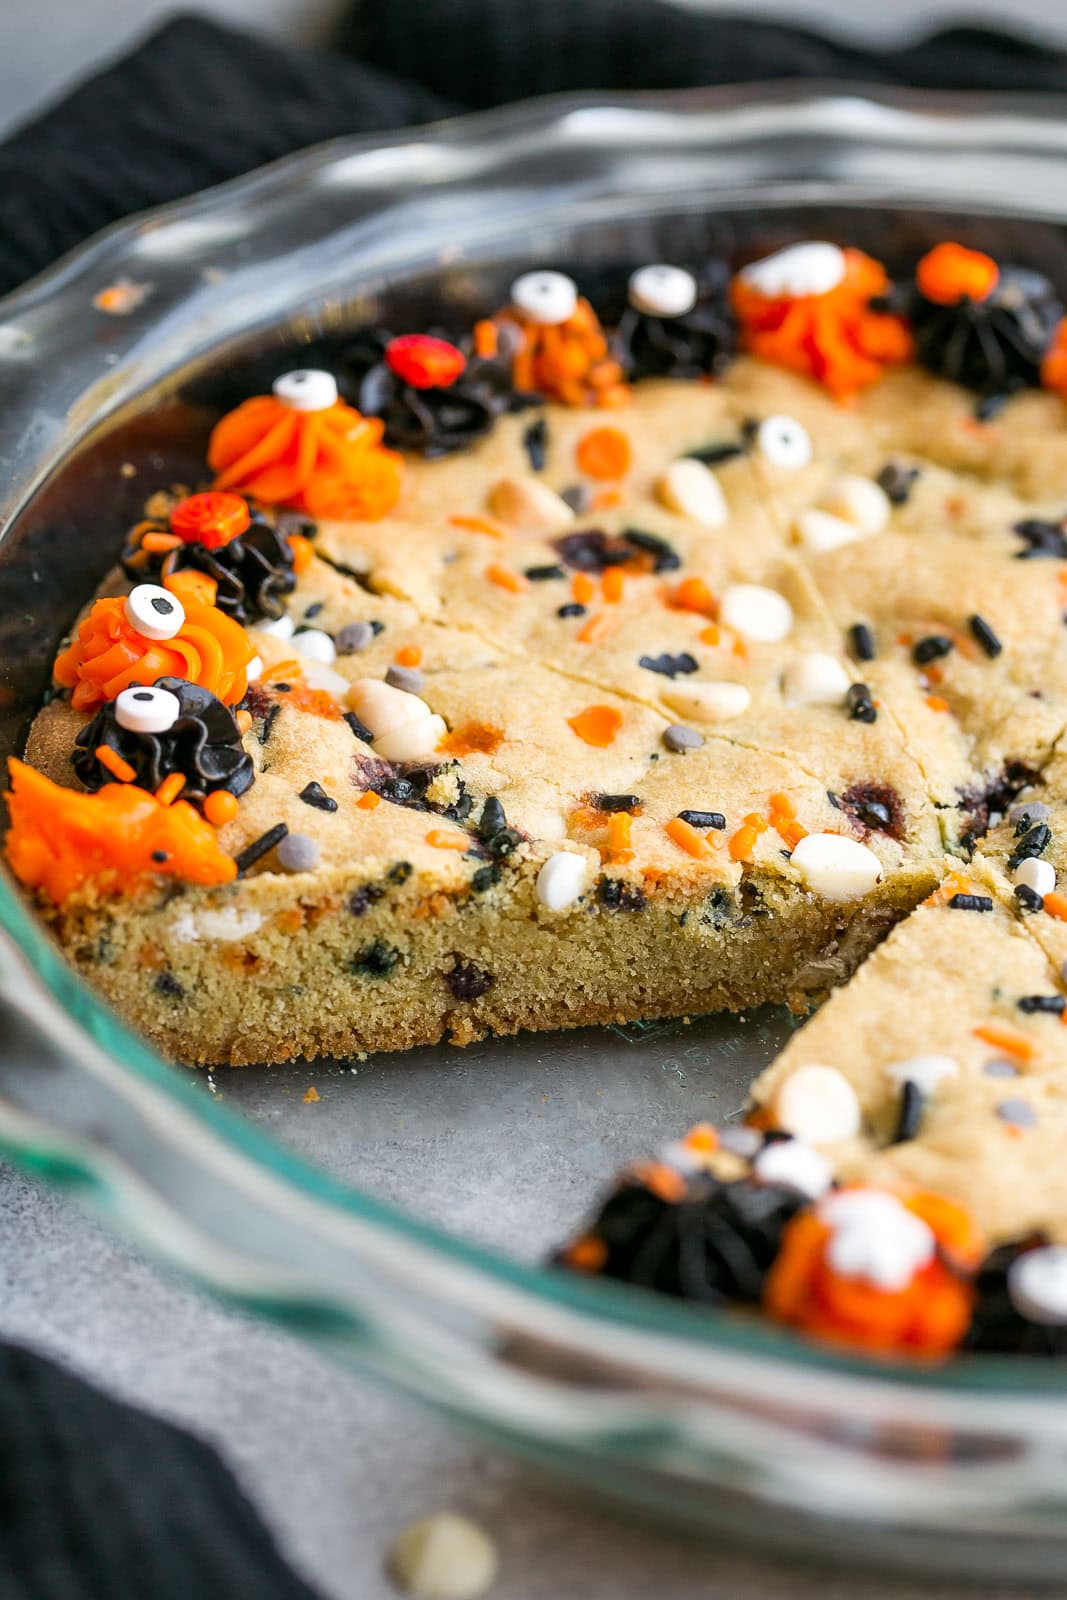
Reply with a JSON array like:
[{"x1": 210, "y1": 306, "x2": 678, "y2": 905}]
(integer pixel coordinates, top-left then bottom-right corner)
[{"x1": 1, "y1": 3, "x2": 1064, "y2": 1596}]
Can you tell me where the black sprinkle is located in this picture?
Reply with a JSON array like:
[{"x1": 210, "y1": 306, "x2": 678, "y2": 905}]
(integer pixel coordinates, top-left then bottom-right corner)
[
  {"x1": 638, "y1": 651, "x2": 699, "y2": 679},
  {"x1": 524, "y1": 563, "x2": 565, "y2": 581},
  {"x1": 913, "y1": 634, "x2": 954, "y2": 666},
  {"x1": 343, "y1": 711, "x2": 374, "y2": 743},
  {"x1": 876, "y1": 461, "x2": 919, "y2": 505},
  {"x1": 1015, "y1": 883, "x2": 1044, "y2": 912},
  {"x1": 948, "y1": 892, "x2": 994, "y2": 912},
  {"x1": 845, "y1": 682, "x2": 877, "y2": 723},
  {"x1": 299, "y1": 781, "x2": 338, "y2": 813},
  {"x1": 557, "y1": 602, "x2": 586, "y2": 619},
  {"x1": 235, "y1": 823, "x2": 289, "y2": 875},
  {"x1": 969, "y1": 614, "x2": 1003, "y2": 658},
  {"x1": 470, "y1": 863, "x2": 502, "y2": 893},
  {"x1": 1014, "y1": 517, "x2": 1067, "y2": 560},
  {"x1": 686, "y1": 441, "x2": 745, "y2": 466},
  {"x1": 621, "y1": 527, "x2": 680, "y2": 572},
  {"x1": 444, "y1": 954, "x2": 494, "y2": 1000},
  {"x1": 593, "y1": 793, "x2": 641, "y2": 813},
  {"x1": 1009, "y1": 823, "x2": 1052, "y2": 871},
  {"x1": 260, "y1": 702, "x2": 281, "y2": 743},
  {"x1": 891, "y1": 1080, "x2": 925, "y2": 1144},
  {"x1": 554, "y1": 528, "x2": 631, "y2": 571},
  {"x1": 353, "y1": 940, "x2": 400, "y2": 977},
  {"x1": 848, "y1": 622, "x2": 876, "y2": 662},
  {"x1": 677, "y1": 809, "x2": 726, "y2": 830},
  {"x1": 1018, "y1": 994, "x2": 1067, "y2": 1014},
  {"x1": 522, "y1": 416, "x2": 548, "y2": 472},
  {"x1": 479, "y1": 796, "x2": 507, "y2": 839},
  {"x1": 387, "y1": 861, "x2": 412, "y2": 885}
]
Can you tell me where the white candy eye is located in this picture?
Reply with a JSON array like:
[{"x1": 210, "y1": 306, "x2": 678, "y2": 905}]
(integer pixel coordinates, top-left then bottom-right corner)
[
  {"x1": 740, "y1": 241, "x2": 846, "y2": 299},
  {"x1": 628, "y1": 263, "x2": 698, "y2": 318},
  {"x1": 719, "y1": 583, "x2": 794, "y2": 643},
  {"x1": 510, "y1": 270, "x2": 578, "y2": 325},
  {"x1": 114, "y1": 685, "x2": 182, "y2": 734},
  {"x1": 756, "y1": 414, "x2": 812, "y2": 471},
  {"x1": 272, "y1": 369, "x2": 338, "y2": 412},
  {"x1": 124, "y1": 584, "x2": 185, "y2": 641},
  {"x1": 1009, "y1": 1246, "x2": 1067, "y2": 1324}
]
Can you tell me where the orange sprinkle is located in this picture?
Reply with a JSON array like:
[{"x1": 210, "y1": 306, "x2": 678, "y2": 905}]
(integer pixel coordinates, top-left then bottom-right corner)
[
  {"x1": 1044, "y1": 891, "x2": 1067, "y2": 921},
  {"x1": 916, "y1": 242, "x2": 999, "y2": 306},
  {"x1": 607, "y1": 812, "x2": 633, "y2": 863},
  {"x1": 563, "y1": 1234, "x2": 608, "y2": 1272},
  {"x1": 671, "y1": 576, "x2": 717, "y2": 616},
  {"x1": 288, "y1": 533, "x2": 314, "y2": 574},
  {"x1": 485, "y1": 561, "x2": 529, "y2": 594},
  {"x1": 973, "y1": 1023, "x2": 1037, "y2": 1063},
  {"x1": 629, "y1": 1160, "x2": 687, "y2": 1204},
  {"x1": 778, "y1": 819, "x2": 809, "y2": 849},
  {"x1": 426, "y1": 828, "x2": 469, "y2": 851},
  {"x1": 155, "y1": 773, "x2": 186, "y2": 807},
  {"x1": 568, "y1": 705, "x2": 623, "y2": 747},
  {"x1": 356, "y1": 790, "x2": 381, "y2": 811},
  {"x1": 768, "y1": 791, "x2": 795, "y2": 822},
  {"x1": 729, "y1": 822, "x2": 760, "y2": 862},
  {"x1": 449, "y1": 513, "x2": 506, "y2": 539},
  {"x1": 473, "y1": 319, "x2": 499, "y2": 360},
  {"x1": 571, "y1": 572, "x2": 596, "y2": 604},
  {"x1": 576, "y1": 610, "x2": 618, "y2": 645},
  {"x1": 235, "y1": 710, "x2": 253, "y2": 735},
  {"x1": 925, "y1": 695, "x2": 949, "y2": 713},
  {"x1": 303, "y1": 1086, "x2": 320, "y2": 1105},
  {"x1": 591, "y1": 488, "x2": 623, "y2": 511},
  {"x1": 395, "y1": 644, "x2": 422, "y2": 667},
  {"x1": 601, "y1": 567, "x2": 625, "y2": 604},
  {"x1": 682, "y1": 1123, "x2": 719, "y2": 1155},
  {"x1": 439, "y1": 721, "x2": 503, "y2": 757},
  {"x1": 665, "y1": 816, "x2": 717, "y2": 861},
  {"x1": 203, "y1": 790, "x2": 240, "y2": 827},
  {"x1": 140, "y1": 530, "x2": 183, "y2": 555},
  {"x1": 699, "y1": 623, "x2": 720, "y2": 646},
  {"x1": 94, "y1": 745, "x2": 137, "y2": 783},
  {"x1": 576, "y1": 425, "x2": 632, "y2": 481}
]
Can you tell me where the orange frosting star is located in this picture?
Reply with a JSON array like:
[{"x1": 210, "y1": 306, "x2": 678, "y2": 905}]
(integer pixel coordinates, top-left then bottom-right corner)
[
  {"x1": 207, "y1": 391, "x2": 403, "y2": 520},
  {"x1": 4, "y1": 758, "x2": 236, "y2": 904},
  {"x1": 731, "y1": 248, "x2": 913, "y2": 400},
  {"x1": 53, "y1": 578, "x2": 254, "y2": 713}
]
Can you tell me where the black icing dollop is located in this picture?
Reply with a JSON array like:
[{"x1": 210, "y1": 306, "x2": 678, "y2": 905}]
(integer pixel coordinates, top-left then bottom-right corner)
[
  {"x1": 122, "y1": 508, "x2": 296, "y2": 626},
  {"x1": 902, "y1": 263, "x2": 1063, "y2": 399},
  {"x1": 613, "y1": 261, "x2": 735, "y2": 382},
  {"x1": 338, "y1": 327, "x2": 537, "y2": 458},
  {"x1": 72, "y1": 676, "x2": 254, "y2": 805}
]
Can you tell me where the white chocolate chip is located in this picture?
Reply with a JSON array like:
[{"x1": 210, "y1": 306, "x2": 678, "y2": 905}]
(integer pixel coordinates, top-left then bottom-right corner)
[
  {"x1": 124, "y1": 583, "x2": 185, "y2": 641},
  {"x1": 292, "y1": 627, "x2": 336, "y2": 665},
  {"x1": 1014, "y1": 856, "x2": 1055, "y2": 898},
  {"x1": 255, "y1": 613, "x2": 295, "y2": 640},
  {"x1": 753, "y1": 1137, "x2": 833, "y2": 1198},
  {"x1": 720, "y1": 583, "x2": 794, "y2": 643},
  {"x1": 755, "y1": 414, "x2": 812, "y2": 471},
  {"x1": 301, "y1": 663, "x2": 349, "y2": 699},
  {"x1": 819, "y1": 474, "x2": 891, "y2": 535},
  {"x1": 246, "y1": 654, "x2": 263, "y2": 681},
  {"x1": 628, "y1": 263, "x2": 698, "y2": 318},
  {"x1": 790, "y1": 832, "x2": 882, "y2": 900},
  {"x1": 114, "y1": 684, "x2": 182, "y2": 734},
  {"x1": 740, "y1": 241, "x2": 846, "y2": 300},
  {"x1": 1009, "y1": 1246, "x2": 1067, "y2": 1324},
  {"x1": 656, "y1": 458, "x2": 728, "y2": 526},
  {"x1": 272, "y1": 369, "x2": 338, "y2": 412},
  {"x1": 536, "y1": 851, "x2": 588, "y2": 911},
  {"x1": 793, "y1": 508, "x2": 863, "y2": 553},
  {"x1": 773, "y1": 1064, "x2": 861, "y2": 1144},
  {"x1": 373, "y1": 714, "x2": 447, "y2": 762},
  {"x1": 510, "y1": 269, "x2": 578, "y2": 325},
  {"x1": 348, "y1": 678, "x2": 432, "y2": 739},
  {"x1": 885, "y1": 1054, "x2": 959, "y2": 1094},
  {"x1": 781, "y1": 651, "x2": 850, "y2": 707},
  {"x1": 663, "y1": 680, "x2": 751, "y2": 723},
  {"x1": 487, "y1": 476, "x2": 575, "y2": 534},
  {"x1": 820, "y1": 1189, "x2": 935, "y2": 1292},
  {"x1": 387, "y1": 1511, "x2": 499, "y2": 1600},
  {"x1": 173, "y1": 906, "x2": 263, "y2": 943}
]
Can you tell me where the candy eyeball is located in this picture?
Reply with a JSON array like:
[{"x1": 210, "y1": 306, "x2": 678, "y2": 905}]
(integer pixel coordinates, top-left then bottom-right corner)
[
  {"x1": 272, "y1": 369, "x2": 339, "y2": 412},
  {"x1": 510, "y1": 270, "x2": 579, "y2": 325},
  {"x1": 740, "y1": 241, "x2": 847, "y2": 300},
  {"x1": 124, "y1": 584, "x2": 185, "y2": 641},
  {"x1": 628, "y1": 263, "x2": 698, "y2": 318},
  {"x1": 755, "y1": 414, "x2": 813, "y2": 471},
  {"x1": 114, "y1": 684, "x2": 182, "y2": 735}
]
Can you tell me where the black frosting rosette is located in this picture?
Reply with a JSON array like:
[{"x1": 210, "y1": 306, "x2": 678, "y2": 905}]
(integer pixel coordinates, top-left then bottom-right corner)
[
  {"x1": 72, "y1": 676, "x2": 254, "y2": 805},
  {"x1": 121, "y1": 495, "x2": 297, "y2": 626},
  {"x1": 338, "y1": 327, "x2": 536, "y2": 457},
  {"x1": 612, "y1": 260, "x2": 735, "y2": 382},
  {"x1": 963, "y1": 1237, "x2": 1067, "y2": 1357}
]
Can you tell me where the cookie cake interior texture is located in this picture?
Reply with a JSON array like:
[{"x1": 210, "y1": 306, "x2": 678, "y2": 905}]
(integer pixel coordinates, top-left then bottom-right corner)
[{"x1": 12, "y1": 234, "x2": 1067, "y2": 1360}]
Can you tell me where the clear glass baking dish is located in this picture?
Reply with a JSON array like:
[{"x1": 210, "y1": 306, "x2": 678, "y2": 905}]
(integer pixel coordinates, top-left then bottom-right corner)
[{"x1": 6, "y1": 84, "x2": 1067, "y2": 1581}]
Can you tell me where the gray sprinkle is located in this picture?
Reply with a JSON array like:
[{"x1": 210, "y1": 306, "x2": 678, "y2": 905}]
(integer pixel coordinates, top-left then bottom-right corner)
[
  {"x1": 997, "y1": 1097, "x2": 1038, "y2": 1128},
  {"x1": 983, "y1": 1058, "x2": 1018, "y2": 1079},
  {"x1": 663, "y1": 723, "x2": 704, "y2": 753},
  {"x1": 334, "y1": 621, "x2": 375, "y2": 655},
  {"x1": 386, "y1": 665, "x2": 426, "y2": 695},
  {"x1": 1009, "y1": 799, "x2": 1050, "y2": 825},
  {"x1": 560, "y1": 483, "x2": 593, "y2": 514},
  {"x1": 276, "y1": 833, "x2": 320, "y2": 873},
  {"x1": 718, "y1": 1125, "x2": 763, "y2": 1159}
]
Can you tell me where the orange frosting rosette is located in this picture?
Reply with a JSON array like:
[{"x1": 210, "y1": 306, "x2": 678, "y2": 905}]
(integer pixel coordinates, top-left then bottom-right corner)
[
  {"x1": 477, "y1": 290, "x2": 629, "y2": 409},
  {"x1": 53, "y1": 575, "x2": 254, "y2": 713},
  {"x1": 1042, "y1": 317, "x2": 1067, "y2": 401},
  {"x1": 4, "y1": 758, "x2": 236, "y2": 904},
  {"x1": 207, "y1": 369, "x2": 402, "y2": 520},
  {"x1": 764, "y1": 1187, "x2": 983, "y2": 1359},
  {"x1": 731, "y1": 247, "x2": 913, "y2": 401}
]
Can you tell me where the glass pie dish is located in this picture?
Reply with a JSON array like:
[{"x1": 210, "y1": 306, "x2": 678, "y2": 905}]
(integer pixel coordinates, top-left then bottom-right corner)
[{"x1": 6, "y1": 84, "x2": 1067, "y2": 1580}]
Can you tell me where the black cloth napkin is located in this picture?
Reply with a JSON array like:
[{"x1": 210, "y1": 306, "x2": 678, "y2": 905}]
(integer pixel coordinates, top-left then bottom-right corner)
[{"x1": 2, "y1": 3, "x2": 1067, "y2": 1595}]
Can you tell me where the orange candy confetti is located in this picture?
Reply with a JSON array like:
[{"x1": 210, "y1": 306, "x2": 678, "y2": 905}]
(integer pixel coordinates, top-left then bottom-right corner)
[
  {"x1": 4, "y1": 758, "x2": 236, "y2": 904},
  {"x1": 568, "y1": 705, "x2": 623, "y2": 747},
  {"x1": 576, "y1": 425, "x2": 633, "y2": 480},
  {"x1": 916, "y1": 242, "x2": 999, "y2": 306},
  {"x1": 356, "y1": 791, "x2": 381, "y2": 811},
  {"x1": 208, "y1": 391, "x2": 402, "y2": 520},
  {"x1": 731, "y1": 248, "x2": 913, "y2": 401}
]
